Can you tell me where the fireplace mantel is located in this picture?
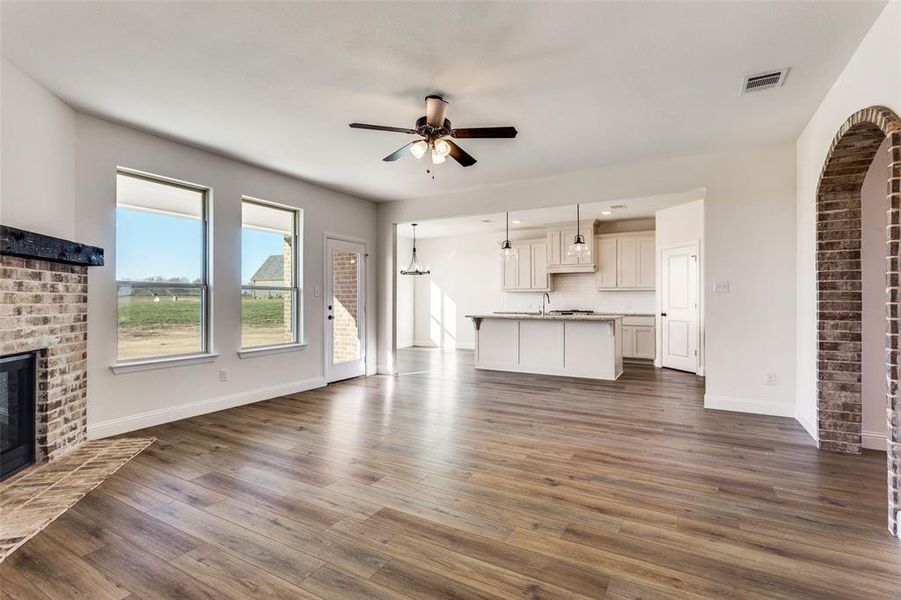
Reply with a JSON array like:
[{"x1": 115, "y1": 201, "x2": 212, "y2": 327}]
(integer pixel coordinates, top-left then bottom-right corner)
[{"x1": 0, "y1": 225, "x2": 104, "y2": 267}]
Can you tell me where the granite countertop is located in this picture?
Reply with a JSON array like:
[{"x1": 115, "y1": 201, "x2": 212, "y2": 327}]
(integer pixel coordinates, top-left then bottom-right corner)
[{"x1": 466, "y1": 313, "x2": 624, "y2": 322}]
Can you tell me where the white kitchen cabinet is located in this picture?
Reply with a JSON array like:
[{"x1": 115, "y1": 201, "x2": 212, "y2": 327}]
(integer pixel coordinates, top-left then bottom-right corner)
[
  {"x1": 546, "y1": 223, "x2": 596, "y2": 273},
  {"x1": 621, "y1": 316, "x2": 656, "y2": 360},
  {"x1": 595, "y1": 231, "x2": 655, "y2": 290},
  {"x1": 502, "y1": 239, "x2": 550, "y2": 292}
]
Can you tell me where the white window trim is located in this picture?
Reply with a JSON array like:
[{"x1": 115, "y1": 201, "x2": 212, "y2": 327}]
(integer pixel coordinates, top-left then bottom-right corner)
[
  {"x1": 114, "y1": 168, "x2": 214, "y2": 366},
  {"x1": 110, "y1": 353, "x2": 220, "y2": 375},
  {"x1": 240, "y1": 196, "x2": 303, "y2": 351}
]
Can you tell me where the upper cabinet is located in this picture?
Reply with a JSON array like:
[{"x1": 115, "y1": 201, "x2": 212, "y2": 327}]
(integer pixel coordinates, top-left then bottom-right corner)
[
  {"x1": 595, "y1": 231, "x2": 655, "y2": 290},
  {"x1": 502, "y1": 239, "x2": 551, "y2": 292},
  {"x1": 546, "y1": 224, "x2": 596, "y2": 273}
]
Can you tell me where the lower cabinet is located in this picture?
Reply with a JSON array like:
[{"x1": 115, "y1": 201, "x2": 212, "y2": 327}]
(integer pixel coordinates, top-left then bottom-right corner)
[{"x1": 622, "y1": 316, "x2": 655, "y2": 359}]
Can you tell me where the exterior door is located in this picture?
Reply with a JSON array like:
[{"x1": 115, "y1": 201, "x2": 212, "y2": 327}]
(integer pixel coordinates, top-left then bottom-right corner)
[
  {"x1": 325, "y1": 238, "x2": 366, "y2": 382},
  {"x1": 660, "y1": 243, "x2": 699, "y2": 373}
]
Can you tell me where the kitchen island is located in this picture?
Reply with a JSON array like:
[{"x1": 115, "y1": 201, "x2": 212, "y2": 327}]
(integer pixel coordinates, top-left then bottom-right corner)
[{"x1": 466, "y1": 313, "x2": 623, "y2": 380}]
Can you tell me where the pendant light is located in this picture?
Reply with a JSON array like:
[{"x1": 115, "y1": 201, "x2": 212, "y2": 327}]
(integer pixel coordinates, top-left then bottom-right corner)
[
  {"x1": 566, "y1": 203, "x2": 591, "y2": 259},
  {"x1": 498, "y1": 212, "x2": 519, "y2": 261},
  {"x1": 400, "y1": 223, "x2": 430, "y2": 276}
]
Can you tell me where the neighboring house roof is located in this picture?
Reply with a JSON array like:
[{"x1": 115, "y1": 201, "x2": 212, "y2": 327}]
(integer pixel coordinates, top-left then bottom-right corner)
[{"x1": 250, "y1": 255, "x2": 284, "y2": 282}]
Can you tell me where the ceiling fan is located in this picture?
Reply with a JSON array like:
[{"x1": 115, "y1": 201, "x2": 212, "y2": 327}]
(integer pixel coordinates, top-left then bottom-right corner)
[{"x1": 349, "y1": 95, "x2": 517, "y2": 168}]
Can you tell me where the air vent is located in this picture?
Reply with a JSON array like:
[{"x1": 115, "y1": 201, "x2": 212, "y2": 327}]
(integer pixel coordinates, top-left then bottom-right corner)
[
  {"x1": 741, "y1": 68, "x2": 789, "y2": 93},
  {"x1": 609, "y1": 204, "x2": 627, "y2": 210}
]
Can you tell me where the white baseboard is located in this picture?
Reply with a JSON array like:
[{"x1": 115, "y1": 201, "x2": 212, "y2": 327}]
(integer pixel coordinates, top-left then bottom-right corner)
[
  {"x1": 862, "y1": 430, "x2": 887, "y2": 451},
  {"x1": 88, "y1": 377, "x2": 326, "y2": 439},
  {"x1": 413, "y1": 339, "x2": 438, "y2": 348},
  {"x1": 795, "y1": 411, "x2": 818, "y2": 443},
  {"x1": 704, "y1": 393, "x2": 795, "y2": 418}
]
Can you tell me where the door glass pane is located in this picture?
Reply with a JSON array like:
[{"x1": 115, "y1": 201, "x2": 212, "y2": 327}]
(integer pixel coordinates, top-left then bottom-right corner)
[
  {"x1": 332, "y1": 249, "x2": 360, "y2": 364},
  {"x1": 241, "y1": 289, "x2": 295, "y2": 348},
  {"x1": 117, "y1": 286, "x2": 203, "y2": 360}
]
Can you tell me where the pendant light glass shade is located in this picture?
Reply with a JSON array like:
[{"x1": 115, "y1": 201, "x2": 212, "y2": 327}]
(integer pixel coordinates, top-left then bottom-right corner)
[
  {"x1": 498, "y1": 212, "x2": 519, "y2": 261},
  {"x1": 400, "y1": 224, "x2": 430, "y2": 276},
  {"x1": 566, "y1": 203, "x2": 591, "y2": 258}
]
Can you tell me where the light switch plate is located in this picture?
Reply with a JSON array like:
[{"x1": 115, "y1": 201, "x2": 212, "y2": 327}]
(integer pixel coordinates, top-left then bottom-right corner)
[
  {"x1": 714, "y1": 281, "x2": 730, "y2": 294},
  {"x1": 218, "y1": 369, "x2": 228, "y2": 382},
  {"x1": 765, "y1": 372, "x2": 777, "y2": 385}
]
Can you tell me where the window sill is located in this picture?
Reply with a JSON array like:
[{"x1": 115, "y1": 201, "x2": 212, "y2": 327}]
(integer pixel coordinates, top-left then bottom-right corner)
[
  {"x1": 238, "y1": 343, "x2": 307, "y2": 359},
  {"x1": 110, "y1": 353, "x2": 219, "y2": 374}
]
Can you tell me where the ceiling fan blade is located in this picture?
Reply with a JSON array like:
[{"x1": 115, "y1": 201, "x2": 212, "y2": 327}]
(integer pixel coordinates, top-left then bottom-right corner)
[
  {"x1": 425, "y1": 95, "x2": 449, "y2": 127},
  {"x1": 383, "y1": 141, "x2": 417, "y2": 162},
  {"x1": 350, "y1": 123, "x2": 417, "y2": 134},
  {"x1": 451, "y1": 126, "x2": 518, "y2": 139},
  {"x1": 445, "y1": 140, "x2": 477, "y2": 167}
]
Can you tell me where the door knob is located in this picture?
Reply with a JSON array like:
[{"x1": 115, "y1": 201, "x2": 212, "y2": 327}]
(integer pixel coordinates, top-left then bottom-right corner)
[
  {"x1": 660, "y1": 312, "x2": 667, "y2": 317},
  {"x1": 327, "y1": 315, "x2": 333, "y2": 320}
]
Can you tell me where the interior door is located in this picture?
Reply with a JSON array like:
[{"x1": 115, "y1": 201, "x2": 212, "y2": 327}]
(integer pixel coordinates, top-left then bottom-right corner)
[
  {"x1": 660, "y1": 243, "x2": 699, "y2": 373},
  {"x1": 325, "y1": 238, "x2": 366, "y2": 382}
]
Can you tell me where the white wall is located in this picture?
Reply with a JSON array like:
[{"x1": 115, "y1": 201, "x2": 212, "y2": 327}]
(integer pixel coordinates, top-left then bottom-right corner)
[
  {"x1": 379, "y1": 143, "x2": 797, "y2": 417},
  {"x1": 1, "y1": 59, "x2": 76, "y2": 239},
  {"x1": 862, "y1": 138, "x2": 891, "y2": 451},
  {"x1": 396, "y1": 234, "x2": 415, "y2": 348},
  {"x1": 795, "y1": 2, "x2": 901, "y2": 440},
  {"x1": 71, "y1": 113, "x2": 378, "y2": 437},
  {"x1": 655, "y1": 199, "x2": 705, "y2": 373}
]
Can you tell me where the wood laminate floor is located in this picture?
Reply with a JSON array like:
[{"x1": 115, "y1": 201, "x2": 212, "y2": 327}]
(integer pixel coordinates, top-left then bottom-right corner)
[{"x1": 3, "y1": 348, "x2": 899, "y2": 599}]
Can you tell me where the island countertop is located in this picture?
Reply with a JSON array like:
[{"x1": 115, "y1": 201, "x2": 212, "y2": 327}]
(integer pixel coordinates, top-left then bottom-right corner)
[{"x1": 466, "y1": 312, "x2": 624, "y2": 322}]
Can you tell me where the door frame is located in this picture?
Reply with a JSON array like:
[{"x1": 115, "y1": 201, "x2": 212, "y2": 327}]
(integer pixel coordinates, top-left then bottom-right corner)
[
  {"x1": 323, "y1": 232, "x2": 369, "y2": 383},
  {"x1": 656, "y1": 240, "x2": 702, "y2": 375}
]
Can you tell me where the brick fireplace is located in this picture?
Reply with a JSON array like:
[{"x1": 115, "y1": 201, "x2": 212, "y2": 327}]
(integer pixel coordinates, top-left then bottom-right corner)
[{"x1": 0, "y1": 225, "x2": 104, "y2": 474}]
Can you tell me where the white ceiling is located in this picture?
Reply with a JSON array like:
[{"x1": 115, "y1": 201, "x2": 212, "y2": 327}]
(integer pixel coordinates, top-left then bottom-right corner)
[
  {"x1": 1, "y1": 1, "x2": 884, "y2": 202},
  {"x1": 401, "y1": 190, "x2": 703, "y2": 239}
]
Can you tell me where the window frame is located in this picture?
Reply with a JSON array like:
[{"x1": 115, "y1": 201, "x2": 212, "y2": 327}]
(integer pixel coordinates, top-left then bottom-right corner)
[
  {"x1": 240, "y1": 196, "x2": 303, "y2": 351},
  {"x1": 114, "y1": 168, "x2": 213, "y2": 365}
]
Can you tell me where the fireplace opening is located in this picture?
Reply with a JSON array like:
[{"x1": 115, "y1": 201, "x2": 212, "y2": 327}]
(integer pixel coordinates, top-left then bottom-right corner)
[{"x1": 1, "y1": 353, "x2": 36, "y2": 480}]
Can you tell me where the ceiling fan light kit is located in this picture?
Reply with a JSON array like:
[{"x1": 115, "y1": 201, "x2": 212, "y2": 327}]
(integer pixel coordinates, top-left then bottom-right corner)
[{"x1": 349, "y1": 94, "x2": 517, "y2": 172}]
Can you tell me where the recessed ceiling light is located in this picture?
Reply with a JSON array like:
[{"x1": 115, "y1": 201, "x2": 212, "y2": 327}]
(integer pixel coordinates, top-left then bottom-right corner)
[
  {"x1": 512, "y1": 219, "x2": 524, "y2": 224},
  {"x1": 601, "y1": 210, "x2": 612, "y2": 216}
]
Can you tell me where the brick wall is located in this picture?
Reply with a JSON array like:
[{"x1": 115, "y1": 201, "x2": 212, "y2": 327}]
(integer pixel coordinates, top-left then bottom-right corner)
[
  {"x1": 815, "y1": 105, "x2": 901, "y2": 535},
  {"x1": 332, "y1": 250, "x2": 360, "y2": 363},
  {"x1": 0, "y1": 256, "x2": 89, "y2": 461}
]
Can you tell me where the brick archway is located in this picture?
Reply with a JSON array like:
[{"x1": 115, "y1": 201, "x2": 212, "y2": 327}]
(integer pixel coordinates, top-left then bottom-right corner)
[{"x1": 815, "y1": 105, "x2": 901, "y2": 535}]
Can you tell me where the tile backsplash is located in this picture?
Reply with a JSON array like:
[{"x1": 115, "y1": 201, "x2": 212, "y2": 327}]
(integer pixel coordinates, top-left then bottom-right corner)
[{"x1": 503, "y1": 273, "x2": 655, "y2": 314}]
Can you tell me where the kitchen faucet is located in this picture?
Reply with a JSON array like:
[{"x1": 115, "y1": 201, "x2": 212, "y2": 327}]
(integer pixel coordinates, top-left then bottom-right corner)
[{"x1": 541, "y1": 292, "x2": 550, "y2": 316}]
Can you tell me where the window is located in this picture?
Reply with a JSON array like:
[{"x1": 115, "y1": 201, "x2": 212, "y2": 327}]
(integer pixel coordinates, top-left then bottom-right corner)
[
  {"x1": 241, "y1": 198, "x2": 301, "y2": 349},
  {"x1": 115, "y1": 170, "x2": 210, "y2": 362}
]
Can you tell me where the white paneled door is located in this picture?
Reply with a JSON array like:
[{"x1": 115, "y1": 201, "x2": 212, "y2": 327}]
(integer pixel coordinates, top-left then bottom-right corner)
[
  {"x1": 325, "y1": 237, "x2": 366, "y2": 383},
  {"x1": 660, "y1": 243, "x2": 699, "y2": 373}
]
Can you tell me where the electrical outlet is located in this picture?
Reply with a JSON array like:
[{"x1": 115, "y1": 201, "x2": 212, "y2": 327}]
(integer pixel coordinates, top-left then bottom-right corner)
[
  {"x1": 218, "y1": 369, "x2": 228, "y2": 382},
  {"x1": 765, "y1": 372, "x2": 777, "y2": 385},
  {"x1": 714, "y1": 281, "x2": 730, "y2": 294}
]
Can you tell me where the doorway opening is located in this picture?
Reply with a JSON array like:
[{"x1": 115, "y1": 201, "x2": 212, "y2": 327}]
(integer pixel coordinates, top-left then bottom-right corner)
[{"x1": 813, "y1": 106, "x2": 900, "y2": 535}]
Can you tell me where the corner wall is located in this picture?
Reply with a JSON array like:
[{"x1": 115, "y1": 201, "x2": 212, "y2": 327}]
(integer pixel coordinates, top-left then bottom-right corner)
[{"x1": 795, "y1": 2, "x2": 901, "y2": 441}]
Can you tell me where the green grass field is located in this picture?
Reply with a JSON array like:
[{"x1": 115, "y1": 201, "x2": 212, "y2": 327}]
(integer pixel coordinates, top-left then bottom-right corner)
[{"x1": 117, "y1": 296, "x2": 285, "y2": 328}]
